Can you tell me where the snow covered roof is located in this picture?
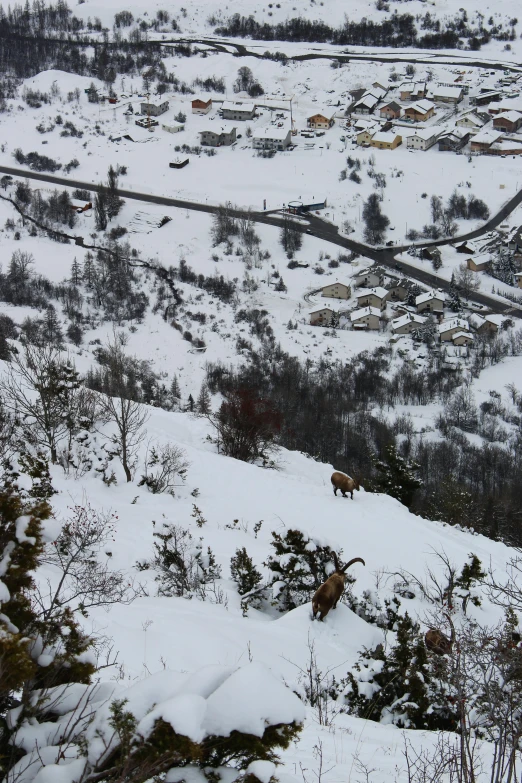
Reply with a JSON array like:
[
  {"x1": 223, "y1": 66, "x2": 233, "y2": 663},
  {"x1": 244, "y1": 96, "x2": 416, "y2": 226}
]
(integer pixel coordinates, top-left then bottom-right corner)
[
  {"x1": 469, "y1": 313, "x2": 486, "y2": 329},
  {"x1": 356, "y1": 123, "x2": 379, "y2": 135},
  {"x1": 350, "y1": 306, "x2": 381, "y2": 321},
  {"x1": 457, "y1": 111, "x2": 488, "y2": 127},
  {"x1": 357, "y1": 286, "x2": 389, "y2": 299},
  {"x1": 416, "y1": 290, "x2": 446, "y2": 305},
  {"x1": 222, "y1": 101, "x2": 255, "y2": 112},
  {"x1": 355, "y1": 93, "x2": 380, "y2": 109},
  {"x1": 471, "y1": 128, "x2": 503, "y2": 144},
  {"x1": 371, "y1": 131, "x2": 401, "y2": 143},
  {"x1": 438, "y1": 318, "x2": 469, "y2": 334},
  {"x1": 308, "y1": 108, "x2": 336, "y2": 119},
  {"x1": 452, "y1": 331, "x2": 473, "y2": 342},
  {"x1": 409, "y1": 99, "x2": 434, "y2": 113},
  {"x1": 252, "y1": 126, "x2": 291, "y2": 140},
  {"x1": 494, "y1": 110, "x2": 522, "y2": 123},
  {"x1": 485, "y1": 314, "x2": 506, "y2": 326},
  {"x1": 410, "y1": 127, "x2": 440, "y2": 140},
  {"x1": 391, "y1": 313, "x2": 426, "y2": 330},
  {"x1": 432, "y1": 85, "x2": 463, "y2": 98}
]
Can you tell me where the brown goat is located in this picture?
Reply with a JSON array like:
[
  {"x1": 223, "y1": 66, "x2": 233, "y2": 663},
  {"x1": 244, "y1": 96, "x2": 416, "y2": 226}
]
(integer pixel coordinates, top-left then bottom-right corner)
[
  {"x1": 425, "y1": 613, "x2": 455, "y2": 655},
  {"x1": 312, "y1": 553, "x2": 365, "y2": 621},
  {"x1": 331, "y1": 471, "x2": 360, "y2": 500}
]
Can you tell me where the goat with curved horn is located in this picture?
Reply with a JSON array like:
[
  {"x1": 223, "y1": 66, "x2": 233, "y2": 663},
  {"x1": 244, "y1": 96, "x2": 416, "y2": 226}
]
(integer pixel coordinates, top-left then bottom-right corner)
[{"x1": 312, "y1": 554, "x2": 365, "y2": 621}]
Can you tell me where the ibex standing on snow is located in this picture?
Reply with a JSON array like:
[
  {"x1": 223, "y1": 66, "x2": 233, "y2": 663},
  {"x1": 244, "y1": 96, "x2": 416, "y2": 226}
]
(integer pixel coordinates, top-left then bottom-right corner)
[{"x1": 312, "y1": 553, "x2": 365, "y2": 621}]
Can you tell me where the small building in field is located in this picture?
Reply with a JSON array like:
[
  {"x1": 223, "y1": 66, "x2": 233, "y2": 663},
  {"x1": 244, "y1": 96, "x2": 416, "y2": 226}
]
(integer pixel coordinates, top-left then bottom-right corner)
[
  {"x1": 162, "y1": 120, "x2": 185, "y2": 133},
  {"x1": 350, "y1": 306, "x2": 381, "y2": 330},
  {"x1": 192, "y1": 97, "x2": 212, "y2": 114},
  {"x1": 404, "y1": 99, "x2": 435, "y2": 122},
  {"x1": 452, "y1": 331, "x2": 474, "y2": 346},
  {"x1": 199, "y1": 127, "x2": 237, "y2": 146},
  {"x1": 431, "y1": 85, "x2": 464, "y2": 104},
  {"x1": 221, "y1": 101, "x2": 256, "y2": 120},
  {"x1": 493, "y1": 111, "x2": 522, "y2": 133},
  {"x1": 321, "y1": 282, "x2": 351, "y2": 300},
  {"x1": 438, "y1": 129, "x2": 470, "y2": 151},
  {"x1": 456, "y1": 240, "x2": 479, "y2": 254},
  {"x1": 456, "y1": 111, "x2": 490, "y2": 134},
  {"x1": 370, "y1": 131, "x2": 402, "y2": 150},
  {"x1": 400, "y1": 82, "x2": 427, "y2": 101},
  {"x1": 514, "y1": 272, "x2": 522, "y2": 288},
  {"x1": 310, "y1": 307, "x2": 335, "y2": 326},
  {"x1": 416, "y1": 290, "x2": 446, "y2": 313},
  {"x1": 471, "y1": 314, "x2": 507, "y2": 334},
  {"x1": 406, "y1": 127, "x2": 441, "y2": 150},
  {"x1": 438, "y1": 318, "x2": 470, "y2": 341},
  {"x1": 356, "y1": 286, "x2": 388, "y2": 309},
  {"x1": 140, "y1": 100, "x2": 169, "y2": 117},
  {"x1": 169, "y1": 158, "x2": 189, "y2": 169},
  {"x1": 391, "y1": 312, "x2": 427, "y2": 335},
  {"x1": 252, "y1": 126, "x2": 292, "y2": 151},
  {"x1": 467, "y1": 256, "x2": 490, "y2": 272},
  {"x1": 307, "y1": 109, "x2": 336, "y2": 129},
  {"x1": 380, "y1": 101, "x2": 402, "y2": 120}
]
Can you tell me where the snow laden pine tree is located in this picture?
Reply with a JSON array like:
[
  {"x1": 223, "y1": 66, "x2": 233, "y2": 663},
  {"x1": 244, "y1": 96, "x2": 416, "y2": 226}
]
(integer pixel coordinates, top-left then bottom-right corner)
[{"x1": 371, "y1": 444, "x2": 422, "y2": 507}]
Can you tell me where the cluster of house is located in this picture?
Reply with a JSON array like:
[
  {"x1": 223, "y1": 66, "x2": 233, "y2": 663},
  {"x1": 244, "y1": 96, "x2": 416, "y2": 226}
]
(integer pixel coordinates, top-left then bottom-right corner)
[
  {"x1": 308, "y1": 268, "x2": 507, "y2": 343},
  {"x1": 454, "y1": 230, "x2": 522, "y2": 287}
]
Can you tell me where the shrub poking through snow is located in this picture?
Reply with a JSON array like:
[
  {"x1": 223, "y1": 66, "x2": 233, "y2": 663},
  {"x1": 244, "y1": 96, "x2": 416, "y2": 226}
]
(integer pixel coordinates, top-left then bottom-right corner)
[
  {"x1": 231, "y1": 547, "x2": 263, "y2": 595},
  {"x1": 144, "y1": 523, "x2": 222, "y2": 599},
  {"x1": 139, "y1": 443, "x2": 190, "y2": 495}
]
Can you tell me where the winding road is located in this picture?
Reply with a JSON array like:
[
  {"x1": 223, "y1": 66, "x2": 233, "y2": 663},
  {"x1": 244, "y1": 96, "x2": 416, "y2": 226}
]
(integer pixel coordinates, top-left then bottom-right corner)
[{"x1": 0, "y1": 163, "x2": 520, "y2": 317}]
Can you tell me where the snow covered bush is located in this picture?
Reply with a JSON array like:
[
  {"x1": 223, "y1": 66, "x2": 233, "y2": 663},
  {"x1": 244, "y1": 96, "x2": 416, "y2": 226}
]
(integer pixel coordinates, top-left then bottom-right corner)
[
  {"x1": 142, "y1": 523, "x2": 222, "y2": 599},
  {"x1": 343, "y1": 613, "x2": 458, "y2": 731}
]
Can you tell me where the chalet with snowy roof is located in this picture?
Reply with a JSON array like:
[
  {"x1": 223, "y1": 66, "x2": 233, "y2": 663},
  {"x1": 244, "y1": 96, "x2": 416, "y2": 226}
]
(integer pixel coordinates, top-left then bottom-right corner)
[
  {"x1": 438, "y1": 318, "x2": 470, "y2": 341},
  {"x1": 310, "y1": 307, "x2": 335, "y2": 326},
  {"x1": 192, "y1": 98, "x2": 212, "y2": 114},
  {"x1": 391, "y1": 312, "x2": 426, "y2": 335},
  {"x1": 470, "y1": 128, "x2": 503, "y2": 152},
  {"x1": 356, "y1": 286, "x2": 389, "y2": 309},
  {"x1": 369, "y1": 131, "x2": 402, "y2": 150},
  {"x1": 438, "y1": 129, "x2": 470, "y2": 151},
  {"x1": 307, "y1": 109, "x2": 336, "y2": 129},
  {"x1": 140, "y1": 100, "x2": 169, "y2": 117},
  {"x1": 456, "y1": 111, "x2": 490, "y2": 134},
  {"x1": 452, "y1": 331, "x2": 474, "y2": 346},
  {"x1": 354, "y1": 269, "x2": 384, "y2": 288},
  {"x1": 404, "y1": 100, "x2": 435, "y2": 122},
  {"x1": 493, "y1": 111, "x2": 522, "y2": 133},
  {"x1": 200, "y1": 127, "x2": 237, "y2": 147},
  {"x1": 379, "y1": 101, "x2": 402, "y2": 120},
  {"x1": 252, "y1": 126, "x2": 292, "y2": 150},
  {"x1": 456, "y1": 240, "x2": 479, "y2": 254},
  {"x1": 406, "y1": 127, "x2": 441, "y2": 150},
  {"x1": 356, "y1": 125, "x2": 379, "y2": 145},
  {"x1": 386, "y1": 279, "x2": 411, "y2": 301},
  {"x1": 400, "y1": 82, "x2": 427, "y2": 101},
  {"x1": 321, "y1": 281, "x2": 351, "y2": 300},
  {"x1": 350, "y1": 306, "x2": 381, "y2": 330},
  {"x1": 353, "y1": 93, "x2": 380, "y2": 115},
  {"x1": 466, "y1": 255, "x2": 490, "y2": 272},
  {"x1": 431, "y1": 85, "x2": 464, "y2": 104},
  {"x1": 416, "y1": 290, "x2": 445, "y2": 313},
  {"x1": 221, "y1": 101, "x2": 256, "y2": 120}
]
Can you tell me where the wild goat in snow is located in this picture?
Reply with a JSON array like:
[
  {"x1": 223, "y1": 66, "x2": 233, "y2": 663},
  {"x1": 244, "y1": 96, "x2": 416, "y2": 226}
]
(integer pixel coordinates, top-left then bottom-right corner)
[
  {"x1": 312, "y1": 553, "x2": 365, "y2": 621},
  {"x1": 331, "y1": 471, "x2": 360, "y2": 499},
  {"x1": 425, "y1": 613, "x2": 455, "y2": 655}
]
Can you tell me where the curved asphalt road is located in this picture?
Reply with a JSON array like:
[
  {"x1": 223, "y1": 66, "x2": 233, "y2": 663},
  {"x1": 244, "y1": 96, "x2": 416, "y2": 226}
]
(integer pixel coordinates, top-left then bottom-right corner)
[{"x1": 0, "y1": 163, "x2": 520, "y2": 317}]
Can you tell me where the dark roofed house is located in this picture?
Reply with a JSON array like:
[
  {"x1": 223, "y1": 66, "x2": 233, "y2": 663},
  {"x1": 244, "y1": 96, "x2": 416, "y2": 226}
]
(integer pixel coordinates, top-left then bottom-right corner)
[{"x1": 380, "y1": 101, "x2": 401, "y2": 120}]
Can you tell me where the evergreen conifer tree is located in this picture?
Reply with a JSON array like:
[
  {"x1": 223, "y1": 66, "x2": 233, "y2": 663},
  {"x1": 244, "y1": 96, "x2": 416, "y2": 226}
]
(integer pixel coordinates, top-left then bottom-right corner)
[
  {"x1": 371, "y1": 444, "x2": 422, "y2": 507},
  {"x1": 449, "y1": 272, "x2": 462, "y2": 311},
  {"x1": 230, "y1": 547, "x2": 263, "y2": 595},
  {"x1": 197, "y1": 384, "x2": 211, "y2": 414}
]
